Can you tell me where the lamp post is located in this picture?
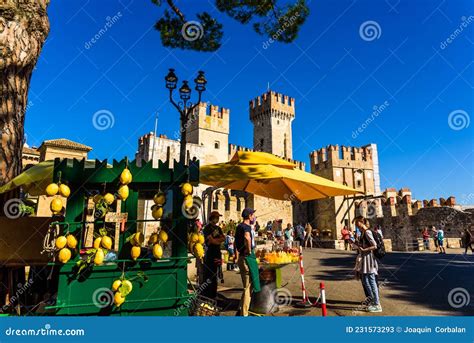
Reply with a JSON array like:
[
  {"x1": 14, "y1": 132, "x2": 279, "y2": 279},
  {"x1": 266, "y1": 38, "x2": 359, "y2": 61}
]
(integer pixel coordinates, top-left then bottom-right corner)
[{"x1": 165, "y1": 69, "x2": 207, "y2": 164}]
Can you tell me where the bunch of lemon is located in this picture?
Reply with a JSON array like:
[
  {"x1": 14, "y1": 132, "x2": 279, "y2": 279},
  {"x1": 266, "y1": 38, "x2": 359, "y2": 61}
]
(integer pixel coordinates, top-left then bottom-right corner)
[
  {"x1": 56, "y1": 234, "x2": 77, "y2": 263},
  {"x1": 92, "y1": 233, "x2": 114, "y2": 266},
  {"x1": 181, "y1": 183, "x2": 194, "y2": 210},
  {"x1": 188, "y1": 232, "x2": 205, "y2": 260},
  {"x1": 111, "y1": 278, "x2": 133, "y2": 307},
  {"x1": 150, "y1": 191, "x2": 166, "y2": 220},
  {"x1": 46, "y1": 182, "x2": 71, "y2": 215},
  {"x1": 128, "y1": 232, "x2": 144, "y2": 260},
  {"x1": 148, "y1": 230, "x2": 168, "y2": 260},
  {"x1": 117, "y1": 167, "x2": 132, "y2": 201}
]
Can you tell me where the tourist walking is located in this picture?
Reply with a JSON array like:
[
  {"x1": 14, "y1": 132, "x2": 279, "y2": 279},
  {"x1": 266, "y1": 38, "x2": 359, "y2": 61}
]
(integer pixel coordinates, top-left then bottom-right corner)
[
  {"x1": 354, "y1": 216, "x2": 382, "y2": 313},
  {"x1": 304, "y1": 223, "x2": 313, "y2": 249},
  {"x1": 422, "y1": 227, "x2": 430, "y2": 250},
  {"x1": 235, "y1": 208, "x2": 257, "y2": 316},
  {"x1": 341, "y1": 225, "x2": 352, "y2": 251},
  {"x1": 294, "y1": 223, "x2": 305, "y2": 248},
  {"x1": 202, "y1": 211, "x2": 225, "y2": 299},
  {"x1": 437, "y1": 226, "x2": 446, "y2": 254},
  {"x1": 284, "y1": 223, "x2": 294, "y2": 248},
  {"x1": 463, "y1": 228, "x2": 474, "y2": 254},
  {"x1": 225, "y1": 230, "x2": 236, "y2": 271}
]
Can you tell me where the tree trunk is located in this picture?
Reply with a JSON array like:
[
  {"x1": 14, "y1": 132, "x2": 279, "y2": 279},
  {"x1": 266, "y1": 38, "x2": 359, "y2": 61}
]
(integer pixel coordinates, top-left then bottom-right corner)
[{"x1": 0, "y1": 0, "x2": 50, "y2": 186}]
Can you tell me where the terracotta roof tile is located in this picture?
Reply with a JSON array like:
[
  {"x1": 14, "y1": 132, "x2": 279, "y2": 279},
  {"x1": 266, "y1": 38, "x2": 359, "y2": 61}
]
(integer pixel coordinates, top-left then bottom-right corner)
[{"x1": 41, "y1": 139, "x2": 92, "y2": 152}]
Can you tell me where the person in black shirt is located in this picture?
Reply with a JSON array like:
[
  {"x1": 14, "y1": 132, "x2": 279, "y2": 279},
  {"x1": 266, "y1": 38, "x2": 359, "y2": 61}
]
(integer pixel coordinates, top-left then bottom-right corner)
[
  {"x1": 202, "y1": 211, "x2": 225, "y2": 299},
  {"x1": 235, "y1": 208, "x2": 256, "y2": 316}
]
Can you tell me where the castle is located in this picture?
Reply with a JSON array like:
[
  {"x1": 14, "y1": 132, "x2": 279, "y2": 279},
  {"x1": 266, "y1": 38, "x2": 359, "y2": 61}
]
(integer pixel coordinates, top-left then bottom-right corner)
[{"x1": 135, "y1": 90, "x2": 472, "y2": 248}]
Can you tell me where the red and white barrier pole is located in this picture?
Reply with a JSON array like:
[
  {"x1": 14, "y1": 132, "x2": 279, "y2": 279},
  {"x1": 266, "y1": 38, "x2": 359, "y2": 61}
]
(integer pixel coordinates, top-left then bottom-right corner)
[
  {"x1": 295, "y1": 245, "x2": 312, "y2": 308},
  {"x1": 320, "y1": 282, "x2": 327, "y2": 316}
]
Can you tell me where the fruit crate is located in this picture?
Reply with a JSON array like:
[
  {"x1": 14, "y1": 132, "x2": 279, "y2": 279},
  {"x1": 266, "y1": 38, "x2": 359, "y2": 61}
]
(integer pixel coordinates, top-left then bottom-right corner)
[{"x1": 189, "y1": 295, "x2": 220, "y2": 316}]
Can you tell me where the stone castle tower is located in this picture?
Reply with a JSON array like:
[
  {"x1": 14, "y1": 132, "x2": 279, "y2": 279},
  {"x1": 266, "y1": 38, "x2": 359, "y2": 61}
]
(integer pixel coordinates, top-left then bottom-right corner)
[
  {"x1": 249, "y1": 91, "x2": 295, "y2": 159},
  {"x1": 187, "y1": 102, "x2": 230, "y2": 165}
]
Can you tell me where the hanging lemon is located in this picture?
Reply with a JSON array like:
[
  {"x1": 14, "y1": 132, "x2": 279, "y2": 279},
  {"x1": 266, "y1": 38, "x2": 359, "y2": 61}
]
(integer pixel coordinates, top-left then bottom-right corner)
[
  {"x1": 50, "y1": 198, "x2": 63, "y2": 214},
  {"x1": 181, "y1": 183, "x2": 193, "y2": 196},
  {"x1": 117, "y1": 185, "x2": 129, "y2": 201},
  {"x1": 93, "y1": 194, "x2": 103, "y2": 204},
  {"x1": 151, "y1": 206, "x2": 163, "y2": 220},
  {"x1": 190, "y1": 233, "x2": 199, "y2": 243},
  {"x1": 121, "y1": 280, "x2": 133, "y2": 295},
  {"x1": 148, "y1": 233, "x2": 159, "y2": 245},
  {"x1": 131, "y1": 232, "x2": 144, "y2": 246},
  {"x1": 94, "y1": 249, "x2": 105, "y2": 265},
  {"x1": 193, "y1": 243, "x2": 204, "y2": 259},
  {"x1": 103, "y1": 193, "x2": 115, "y2": 205},
  {"x1": 93, "y1": 237, "x2": 102, "y2": 249},
  {"x1": 119, "y1": 168, "x2": 132, "y2": 185},
  {"x1": 101, "y1": 236, "x2": 113, "y2": 250},
  {"x1": 153, "y1": 192, "x2": 166, "y2": 205},
  {"x1": 45, "y1": 183, "x2": 59, "y2": 196},
  {"x1": 153, "y1": 244, "x2": 163, "y2": 259},
  {"x1": 111, "y1": 279, "x2": 122, "y2": 292},
  {"x1": 55, "y1": 236, "x2": 67, "y2": 249},
  {"x1": 59, "y1": 184, "x2": 71, "y2": 198},
  {"x1": 183, "y1": 195, "x2": 193, "y2": 209},
  {"x1": 158, "y1": 230, "x2": 168, "y2": 243},
  {"x1": 58, "y1": 248, "x2": 72, "y2": 263},
  {"x1": 130, "y1": 246, "x2": 141, "y2": 260},
  {"x1": 66, "y1": 234, "x2": 77, "y2": 249},
  {"x1": 114, "y1": 291, "x2": 125, "y2": 307}
]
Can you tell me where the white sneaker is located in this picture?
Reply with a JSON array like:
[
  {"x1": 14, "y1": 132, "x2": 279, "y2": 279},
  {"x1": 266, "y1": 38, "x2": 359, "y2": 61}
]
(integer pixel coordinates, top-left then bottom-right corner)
[
  {"x1": 367, "y1": 305, "x2": 382, "y2": 313},
  {"x1": 234, "y1": 267, "x2": 240, "y2": 272}
]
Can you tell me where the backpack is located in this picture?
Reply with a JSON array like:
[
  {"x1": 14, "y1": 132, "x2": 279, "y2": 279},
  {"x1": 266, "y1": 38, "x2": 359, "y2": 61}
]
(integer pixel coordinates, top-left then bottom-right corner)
[{"x1": 364, "y1": 230, "x2": 386, "y2": 260}]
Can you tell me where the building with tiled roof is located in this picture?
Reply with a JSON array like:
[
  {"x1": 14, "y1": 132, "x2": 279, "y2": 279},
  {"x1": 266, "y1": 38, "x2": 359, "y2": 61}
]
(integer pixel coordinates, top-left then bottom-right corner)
[{"x1": 37, "y1": 138, "x2": 92, "y2": 161}]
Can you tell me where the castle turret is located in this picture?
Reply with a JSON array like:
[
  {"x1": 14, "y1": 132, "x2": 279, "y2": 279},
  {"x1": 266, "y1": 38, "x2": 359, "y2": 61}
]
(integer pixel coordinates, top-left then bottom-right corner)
[{"x1": 249, "y1": 90, "x2": 295, "y2": 159}]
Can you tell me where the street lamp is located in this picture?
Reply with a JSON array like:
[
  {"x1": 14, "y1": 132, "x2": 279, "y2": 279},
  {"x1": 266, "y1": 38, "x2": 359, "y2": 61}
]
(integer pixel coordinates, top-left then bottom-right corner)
[{"x1": 165, "y1": 68, "x2": 207, "y2": 164}]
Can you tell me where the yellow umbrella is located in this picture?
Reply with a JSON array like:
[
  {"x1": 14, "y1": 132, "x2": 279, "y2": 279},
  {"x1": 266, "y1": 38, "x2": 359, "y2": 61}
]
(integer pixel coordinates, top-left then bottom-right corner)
[
  {"x1": 0, "y1": 161, "x2": 54, "y2": 196},
  {"x1": 200, "y1": 151, "x2": 362, "y2": 201}
]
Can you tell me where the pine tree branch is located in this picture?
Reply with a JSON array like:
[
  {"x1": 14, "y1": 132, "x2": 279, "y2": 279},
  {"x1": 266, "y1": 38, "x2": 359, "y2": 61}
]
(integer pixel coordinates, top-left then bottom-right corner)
[{"x1": 166, "y1": 0, "x2": 185, "y2": 22}]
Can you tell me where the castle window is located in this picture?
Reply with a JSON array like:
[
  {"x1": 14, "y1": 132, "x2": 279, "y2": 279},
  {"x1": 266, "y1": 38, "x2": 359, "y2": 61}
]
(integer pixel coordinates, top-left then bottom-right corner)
[
  {"x1": 277, "y1": 120, "x2": 280, "y2": 125},
  {"x1": 357, "y1": 180, "x2": 362, "y2": 187},
  {"x1": 214, "y1": 141, "x2": 220, "y2": 149},
  {"x1": 261, "y1": 122, "x2": 264, "y2": 127},
  {"x1": 259, "y1": 139, "x2": 264, "y2": 150}
]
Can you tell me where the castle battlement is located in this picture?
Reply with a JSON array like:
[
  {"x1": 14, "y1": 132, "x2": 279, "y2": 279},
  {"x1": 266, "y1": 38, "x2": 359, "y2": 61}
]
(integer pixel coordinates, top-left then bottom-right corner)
[
  {"x1": 310, "y1": 144, "x2": 374, "y2": 170},
  {"x1": 249, "y1": 90, "x2": 295, "y2": 122}
]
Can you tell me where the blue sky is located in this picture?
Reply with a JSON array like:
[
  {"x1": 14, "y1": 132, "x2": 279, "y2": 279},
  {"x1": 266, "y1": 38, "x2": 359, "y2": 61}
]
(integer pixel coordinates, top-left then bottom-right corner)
[{"x1": 26, "y1": 0, "x2": 473, "y2": 202}]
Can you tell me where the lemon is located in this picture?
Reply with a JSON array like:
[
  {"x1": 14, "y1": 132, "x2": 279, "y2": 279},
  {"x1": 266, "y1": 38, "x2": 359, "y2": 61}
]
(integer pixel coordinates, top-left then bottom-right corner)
[
  {"x1": 181, "y1": 183, "x2": 193, "y2": 196},
  {"x1": 190, "y1": 233, "x2": 199, "y2": 243},
  {"x1": 58, "y1": 248, "x2": 71, "y2": 263},
  {"x1": 183, "y1": 195, "x2": 193, "y2": 209},
  {"x1": 198, "y1": 234, "x2": 205, "y2": 245},
  {"x1": 158, "y1": 230, "x2": 168, "y2": 243},
  {"x1": 50, "y1": 198, "x2": 63, "y2": 214},
  {"x1": 59, "y1": 184, "x2": 71, "y2": 198},
  {"x1": 94, "y1": 249, "x2": 105, "y2": 265},
  {"x1": 120, "y1": 280, "x2": 133, "y2": 296},
  {"x1": 66, "y1": 234, "x2": 77, "y2": 249},
  {"x1": 55, "y1": 236, "x2": 67, "y2": 249},
  {"x1": 151, "y1": 206, "x2": 163, "y2": 220},
  {"x1": 130, "y1": 246, "x2": 141, "y2": 260},
  {"x1": 93, "y1": 194, "x2": 103, "y2": 204},
  {"x1": 193, "y1": 243, "x2": 204, "y2": 259},
  {"x1": 131, "y1": 232, "x2": 144, "y2": 246},
  {"x1": 45, "y1": 183, "x2": 59, "y2": 196},
  {"x1": 114, "y1": 291, "x2": 126, "y2": 307},
  {"x1": 153, "y1": 192, "x2": 166, "y2": 205},
  {"x1": 93, "y1": 237, "x2": 102, "y2": 249},
  {"x1": 119, "y1": 168, "x2": 132, "y2": 185},
  {"x1": 117, "y1": 185, "x2": 129, "y2": 201},
  {"x1": 101, "y1": 236, "x2": 113, "y2": 250},
  {"x1": 112, "y1": 279, "x2": 122, "y2": 292},
  {"x1": 153, "y1": 243, "x2": 163, "y2": 259},
  {"x1": 148, "y1": 233, "x2": 159, "y2": 245},
  {"x1": 103, "y1": 193, "x2": 115, "y2": 205}
]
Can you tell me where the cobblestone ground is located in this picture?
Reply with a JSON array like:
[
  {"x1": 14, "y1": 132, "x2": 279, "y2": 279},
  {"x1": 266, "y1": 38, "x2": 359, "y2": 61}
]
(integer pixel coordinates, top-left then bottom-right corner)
[{"x1": 215, "y1": 248, "x2": 474, "y2": 316}]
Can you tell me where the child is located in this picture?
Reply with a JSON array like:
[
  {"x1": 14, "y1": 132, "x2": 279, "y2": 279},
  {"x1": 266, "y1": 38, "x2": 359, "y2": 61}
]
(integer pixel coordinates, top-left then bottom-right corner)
[{"x1": 225, "y1": 230, "x2": 236, "y2": 271}]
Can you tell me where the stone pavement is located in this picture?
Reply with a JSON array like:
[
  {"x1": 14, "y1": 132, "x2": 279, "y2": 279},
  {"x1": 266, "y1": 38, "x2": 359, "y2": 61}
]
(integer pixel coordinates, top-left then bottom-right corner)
[{"x1": 215, "y1": 248, "x2": 474, "y2": 316}]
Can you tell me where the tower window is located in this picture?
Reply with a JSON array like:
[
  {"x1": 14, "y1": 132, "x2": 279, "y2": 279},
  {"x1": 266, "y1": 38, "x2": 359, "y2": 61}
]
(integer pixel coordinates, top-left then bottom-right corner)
[
  {"x1": 277, "y1": 120, "x2": 280, "y2": 125},
  {"x1": 259, "y1": 139, "x2": 264, "y2": 150},
  {"x1": 261, "y1": 122, "x2": 264, "y2": 127},
  {"x1": 214, "y1": 141, "x2": 220, "y2": 149},
  {"x1": 357, "y1": 180, "x2": 362, "y2": 187}
]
